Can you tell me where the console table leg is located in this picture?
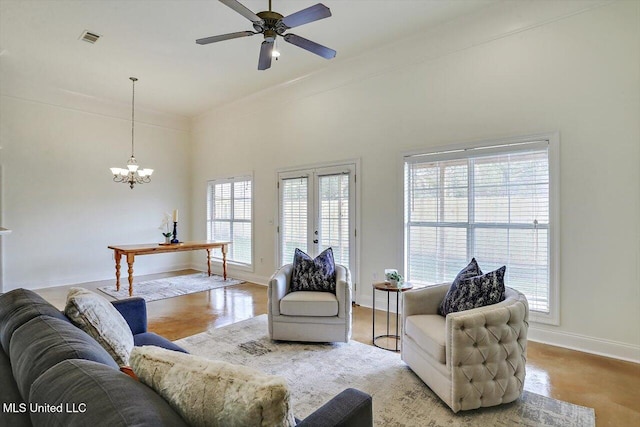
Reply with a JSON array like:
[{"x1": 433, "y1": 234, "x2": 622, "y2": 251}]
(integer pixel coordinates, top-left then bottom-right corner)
[
  {"x1": 221, "y1": 244, "x2": 228, "y2": 280},
  {"x1": 115, "y1": 252, "x2": 122, "y2": 291},
  {"x1": 206, "y1": 249, "x2": 212, "y2": 276},
  {"x1": 127, "y1": 254, "x2": 135, "y2": 297}
]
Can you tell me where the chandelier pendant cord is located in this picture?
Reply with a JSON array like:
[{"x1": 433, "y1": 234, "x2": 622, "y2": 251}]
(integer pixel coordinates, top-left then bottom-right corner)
[{"x1": 131, "y1": 77, "x2": 136, "y2": 158}]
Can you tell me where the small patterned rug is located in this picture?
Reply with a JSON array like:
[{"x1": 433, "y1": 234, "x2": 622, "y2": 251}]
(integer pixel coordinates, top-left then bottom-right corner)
[
  {"x1": 98, "y1": 273, "x2": 243, "y2": 302},
  {"x1": 175, "y1": 315, "x2": 596, "y2": 427}
]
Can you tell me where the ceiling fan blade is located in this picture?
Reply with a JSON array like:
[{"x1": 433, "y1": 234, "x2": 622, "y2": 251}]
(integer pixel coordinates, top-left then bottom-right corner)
[
  {"x1": 196, "y1": 31, "x2": 255, "y2": 45},
  {"x1": 258, "y1": 40, "x2": 274, "y2": 70},
  {"x1": 283, "y1": 33, "x2": 336, "y2": 59},
  {"x1": 281, "y1": 3, "x2": 331, "y2": 29},
  {"x1": 219, "y1": 0, "x2": 264, "y2": 24}
]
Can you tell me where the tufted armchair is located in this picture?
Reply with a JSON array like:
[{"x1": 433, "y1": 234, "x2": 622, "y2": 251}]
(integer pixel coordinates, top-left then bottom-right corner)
[
  {"x1": 268, "y1": 263, "x2": 352, "y2": 343},
  {"x1": 401, "y1": 283, "x2": 528, "y2": 413}
]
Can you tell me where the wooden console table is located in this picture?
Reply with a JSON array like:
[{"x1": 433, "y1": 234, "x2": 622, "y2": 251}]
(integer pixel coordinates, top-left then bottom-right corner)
[{"x1": 107, "y1": 241, "x2": 231, "y2": 296}]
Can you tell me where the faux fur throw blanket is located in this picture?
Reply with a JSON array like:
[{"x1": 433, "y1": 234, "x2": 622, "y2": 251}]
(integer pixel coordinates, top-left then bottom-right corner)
[{"x1": 130, "y1": 346, "x2": 296, "y2": 427}]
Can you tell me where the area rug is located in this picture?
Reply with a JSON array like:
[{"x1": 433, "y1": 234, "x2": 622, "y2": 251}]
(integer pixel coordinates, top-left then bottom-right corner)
[
  {"x1": 98, "y1": 273, "x2": 243, "y2": 302},
  {"x1": 175, "y1": 315, "x2": 596, "y2": 427}
]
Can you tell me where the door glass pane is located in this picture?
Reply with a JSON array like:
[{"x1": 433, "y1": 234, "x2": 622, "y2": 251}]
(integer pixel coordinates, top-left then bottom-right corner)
[
  {"x1": 281, "y1": 177, "x2": 308, "y2": 265},
  {"x1": 318, "y1": 174, "x2": 350, "y2": 269}
]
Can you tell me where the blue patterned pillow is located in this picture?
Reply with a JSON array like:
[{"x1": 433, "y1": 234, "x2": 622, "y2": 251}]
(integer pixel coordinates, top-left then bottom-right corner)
[
  {"x1": 440, "y1": 265, "x2": 506, "y2": 316},
  {"x1": 290, "y1": 248, "x2": 336, "y2": 293},
  {"x1": 439, "y1": 258, "x2": 483, "y2": 315}
]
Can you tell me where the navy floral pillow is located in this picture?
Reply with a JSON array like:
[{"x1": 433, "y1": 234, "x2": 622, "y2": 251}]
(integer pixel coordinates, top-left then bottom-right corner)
[
  {"x1": 439, "y1": 258, "x2": 483, "y2": 315},
  {"x1": 290, "y1": 248, "x2": 336, "y2": 293},
  {"x1": 440, "y1": 265, "x2": 506, "y2": 316}
]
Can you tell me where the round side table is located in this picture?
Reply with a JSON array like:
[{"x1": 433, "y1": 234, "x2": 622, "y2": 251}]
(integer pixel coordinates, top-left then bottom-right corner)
[{"x1": 372, "y1": 281, "x2": 413, "y2": 352}]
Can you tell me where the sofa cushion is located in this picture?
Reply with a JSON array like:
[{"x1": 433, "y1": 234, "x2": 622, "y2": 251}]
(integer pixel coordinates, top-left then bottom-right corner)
[
  {"x1": 133, "y1": 332, "x2": 188, "y2": 353},
  {"x1": 405, "y1": 314, "x2": 446, "y2": 364},
  {"x1": 10, "y1": 315, "x2": 118, "y2": 400},
  {"x1": 290, "y1": 247, "x2": 336, "y2": 293},
  {"x1": 439, "y1": 258, "x2": 483, "y2": 315},
  {"x1": 0, "y1": 350, "x2": 31, "y2": 427},
  {"x1": 280, "y1": 291, "x2": 339, "y2": 317},
  {"x1": 29, "y1": 359, "x2": 188, "y2": 427},
  {"x1": 130, "y1": 345, "x2": 296, "y2": 427},
  {"x1": 0, "y1": 287, "x2": 70, "y2": 354},
  {"x1": 65, "y1": 287, "x2": 134, "y2": 366},
  {"x1": 440, "y1": 266, "x2": 506, "y2": 315}
]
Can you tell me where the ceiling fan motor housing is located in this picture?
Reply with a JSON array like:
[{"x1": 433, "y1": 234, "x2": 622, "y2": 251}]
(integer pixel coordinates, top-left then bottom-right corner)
[{"x1": 255, "y1": 10, "x2": 287, "y2": 39}]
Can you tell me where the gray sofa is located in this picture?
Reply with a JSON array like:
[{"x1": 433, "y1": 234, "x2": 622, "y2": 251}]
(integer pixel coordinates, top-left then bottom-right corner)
[{"x1": 0, "y1": 288, "x2": 373, "y2": 426}]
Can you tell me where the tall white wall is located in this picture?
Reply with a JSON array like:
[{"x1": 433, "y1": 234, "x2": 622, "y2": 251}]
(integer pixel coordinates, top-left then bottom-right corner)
[
  {"x1": 0, "y1": 92, "x2": 192, "y2": 291},
  {"x1": 191, "y1": 1, "x2": 640, "y2": 361}
]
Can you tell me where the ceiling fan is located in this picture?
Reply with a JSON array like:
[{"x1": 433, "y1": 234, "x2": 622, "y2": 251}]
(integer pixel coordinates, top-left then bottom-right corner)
[{"x1": 196, "y1": 0, "x2": 336, "y2": 70}]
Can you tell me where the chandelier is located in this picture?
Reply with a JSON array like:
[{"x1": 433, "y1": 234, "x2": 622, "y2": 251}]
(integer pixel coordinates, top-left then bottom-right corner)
[{"x1": 110, "y1": 77, "x2": 153, "y2": 189}]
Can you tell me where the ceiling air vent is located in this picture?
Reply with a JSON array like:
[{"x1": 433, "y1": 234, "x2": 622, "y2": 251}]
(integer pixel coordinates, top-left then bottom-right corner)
[{"x1": 79, "y1": 30, "x2": 101, "y2": 44}]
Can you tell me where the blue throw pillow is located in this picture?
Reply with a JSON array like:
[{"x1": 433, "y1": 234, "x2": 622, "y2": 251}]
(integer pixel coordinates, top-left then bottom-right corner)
[
  {"x1": 440, "y1": 265, "x2": 506, "y2": 316},
  {"x1": 439, "y1": 258, "x2": 483, "y2": 315},
  {"x1": 290, "y1": 248, "x2": 336, "y2": 293}
]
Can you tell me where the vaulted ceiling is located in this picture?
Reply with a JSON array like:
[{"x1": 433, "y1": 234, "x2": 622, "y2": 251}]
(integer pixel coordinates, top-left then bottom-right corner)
[{"x1": 0, "y1": 0, "x2": 497, "y2": 117}]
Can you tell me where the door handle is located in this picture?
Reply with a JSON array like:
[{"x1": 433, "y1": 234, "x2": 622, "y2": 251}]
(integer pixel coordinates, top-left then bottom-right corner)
[{"x1": 313, "y1": 239, "x2": 318, "y2": 244}]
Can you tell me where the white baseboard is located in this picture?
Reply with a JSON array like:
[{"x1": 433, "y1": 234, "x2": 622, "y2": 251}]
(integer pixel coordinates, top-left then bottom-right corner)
[
  {"x1": 527, "y1": 327, "x2": 640, "y2": 364},
  {"x1": 10, "y1": 262, "x2": 194, "y2": 292},
  {"x1": 188, "y1": 262, "x2": 269, "y2": 286},
  {"x1": 356, "y1": 292, "x2": 403, "y2": 314}
]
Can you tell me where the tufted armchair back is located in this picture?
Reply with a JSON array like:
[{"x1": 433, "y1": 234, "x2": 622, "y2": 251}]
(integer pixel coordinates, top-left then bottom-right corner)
[{"x1": 402, "y1": 284, "x2": 528, "y2": 413}]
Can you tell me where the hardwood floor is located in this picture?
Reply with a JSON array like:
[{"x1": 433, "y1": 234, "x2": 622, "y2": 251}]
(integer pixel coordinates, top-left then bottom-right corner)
[{"x1": 35, "y1": 270, "x2": 639, "y2": 426}]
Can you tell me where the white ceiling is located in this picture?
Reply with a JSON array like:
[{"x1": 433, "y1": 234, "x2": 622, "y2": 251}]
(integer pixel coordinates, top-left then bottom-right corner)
[{"x1": 0, "y1": 0, "x2": 497, "y2": 118}]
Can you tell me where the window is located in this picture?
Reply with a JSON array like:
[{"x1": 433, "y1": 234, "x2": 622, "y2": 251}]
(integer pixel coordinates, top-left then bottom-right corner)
[
  {"x1": 404, "y1": 135, "x2": 558, "y2": 323},
  {"x1": 207, "y1": 176, "x2": 252, "y2": 266}
]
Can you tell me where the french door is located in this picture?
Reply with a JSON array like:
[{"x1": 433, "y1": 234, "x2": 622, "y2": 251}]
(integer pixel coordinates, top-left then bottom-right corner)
[{"x1": 278, "y1": 163, "x2": 356, "y2": 292}]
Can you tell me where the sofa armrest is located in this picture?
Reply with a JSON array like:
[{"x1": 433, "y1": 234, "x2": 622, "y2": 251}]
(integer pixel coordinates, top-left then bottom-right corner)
[
  {"x1": 403, "y1": 283, "x2": 450, "y2": 318},
  {"x1": 297, "y1": 388, "x2": 372, "y2": 427},
  {"x1": 111, "y1": 298, "x2": 147, "y2": 335},
  {"x1": 335, "y1": 265, "x2": 352, "y2": 320}
]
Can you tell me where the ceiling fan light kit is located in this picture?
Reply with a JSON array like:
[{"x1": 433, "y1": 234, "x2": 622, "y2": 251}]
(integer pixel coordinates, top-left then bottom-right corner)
[{"x1": 196, "y1": 0, "x2": 336, "y2": 70}]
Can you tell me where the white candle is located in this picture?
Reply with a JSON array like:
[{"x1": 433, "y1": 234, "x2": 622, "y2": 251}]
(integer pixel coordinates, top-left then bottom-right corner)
[{"x1": 173, "y1": 209, "x2": 178, "y2": 223}]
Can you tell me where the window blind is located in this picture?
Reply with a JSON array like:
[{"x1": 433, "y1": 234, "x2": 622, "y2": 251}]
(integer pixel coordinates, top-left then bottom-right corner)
[
  {"x1": 404, "y1": 141, "x2": 551, "y2": 313},
  {"x1": 318, "y1": 173, "x2": 350, "y2": 269},
  {"x1": 280, "y1": 177, "x2": 308, "y2": 266},
  {"x1": 207, "y1": 176, "x2": 252, "y2": 265}
]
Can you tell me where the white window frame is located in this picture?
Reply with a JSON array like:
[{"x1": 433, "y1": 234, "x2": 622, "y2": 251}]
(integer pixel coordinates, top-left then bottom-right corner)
[
  {"x1": 206, "y1": 173, "x2": 254, "y2": 271},
  {"x1": 401, "y1": 132, "x2": 560, "y2": 325}
]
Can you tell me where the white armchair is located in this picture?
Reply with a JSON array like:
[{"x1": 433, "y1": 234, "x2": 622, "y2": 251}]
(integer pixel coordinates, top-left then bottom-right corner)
[
  {"x1": 402, "y1": 284, "x2": 528, "y2": 413},
  {"x1": 268, "y1": 264, "x2": 352, "y2": 343}
]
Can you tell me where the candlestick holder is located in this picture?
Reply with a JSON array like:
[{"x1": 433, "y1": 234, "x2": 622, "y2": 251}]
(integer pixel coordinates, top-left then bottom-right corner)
[{"x1": 171, "y1": 221, "x2": 179, "y2": 244}]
